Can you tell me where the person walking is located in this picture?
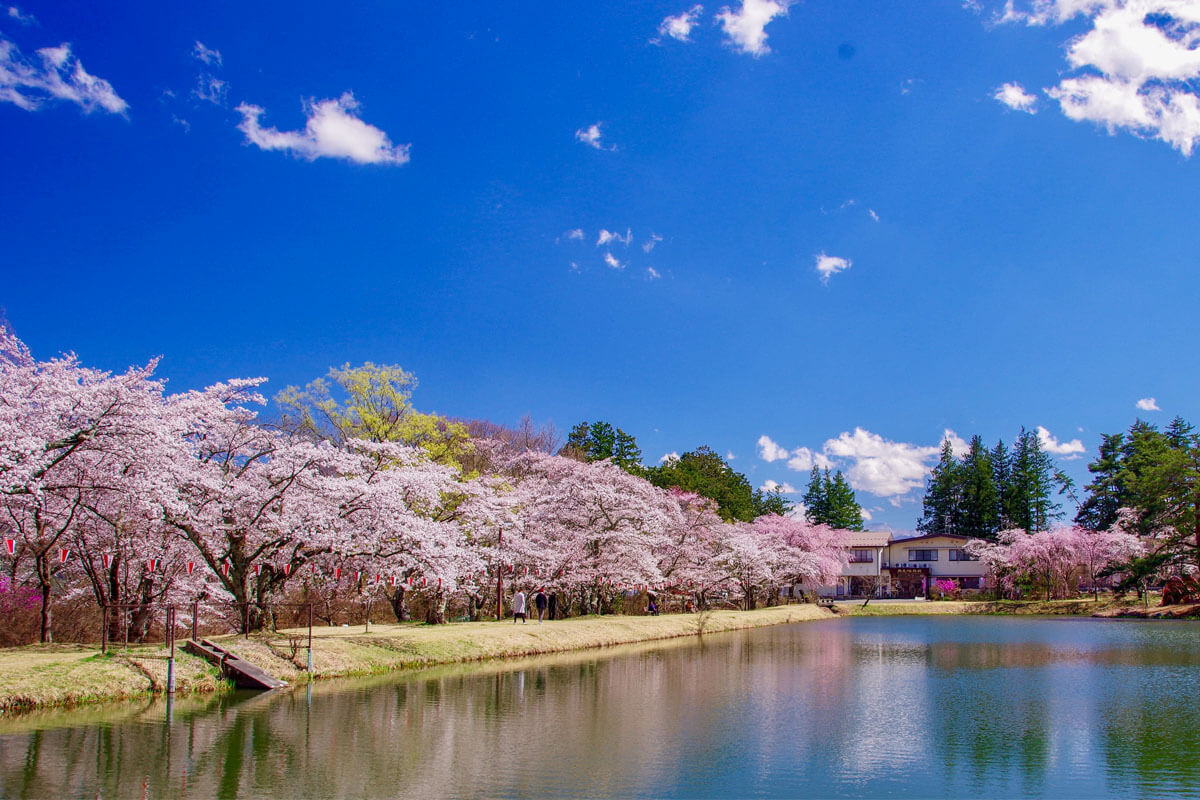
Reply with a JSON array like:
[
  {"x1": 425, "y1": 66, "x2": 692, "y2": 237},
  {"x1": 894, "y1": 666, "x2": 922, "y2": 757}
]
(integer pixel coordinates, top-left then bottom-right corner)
[
  {"x1": 512, "y1": 589, "x2": 527, "y2": 624},
  {"x1": 534, "y1": 588, "x2": 548, "y2": 623},
  {"x1": 647, "y1": 591, "x2": 659, "y2": 616}
]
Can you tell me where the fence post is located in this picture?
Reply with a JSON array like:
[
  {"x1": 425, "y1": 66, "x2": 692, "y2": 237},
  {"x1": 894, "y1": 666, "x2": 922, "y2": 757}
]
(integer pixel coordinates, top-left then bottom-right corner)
[
  {"x1": 191, "y1": 599, "x2": 199, "y2": 641},
  {"x1": 243, "y1": 603, "x2": 249, "y2": 639},
  {"x1": 307, "y1": 602, "x2": 313, "y2": 674},
  {"x1": 101, "y1": 605, "x2": 108, "y2": 655}
]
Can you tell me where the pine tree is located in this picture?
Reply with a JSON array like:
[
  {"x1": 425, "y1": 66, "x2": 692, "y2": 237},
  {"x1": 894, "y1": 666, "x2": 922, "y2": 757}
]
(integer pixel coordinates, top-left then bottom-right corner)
[
  {"x1": 803, "y1": 466, "x2": 827, "y2": 524},
  {"x1": 1075, "y1": 432, "x2": 1126, "y2": 531},
  {"x1": 918, "y1": 438, "x2": 963, "y2": 534},
  {"x1": 825, "y1": 470, "x2": 865, "y2": 531},
  {"x1": 959, "y1": 435, "x2": 1000, "y2": 540},
  {"x1": 1006, "y1": 428, "x2": 1060, "y2": 532},
  {"x1": 991, "y1": 439, "x2": 1011, "y2": 529},
  {"x1": 562, "y1": 420, "x2": 642, "y2": 473}
]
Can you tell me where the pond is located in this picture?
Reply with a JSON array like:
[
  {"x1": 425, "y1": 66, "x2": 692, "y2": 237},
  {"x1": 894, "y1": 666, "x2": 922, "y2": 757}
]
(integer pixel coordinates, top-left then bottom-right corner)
[{"x1": 2, "y1": 616, "x2": 1199, "y2": 798}]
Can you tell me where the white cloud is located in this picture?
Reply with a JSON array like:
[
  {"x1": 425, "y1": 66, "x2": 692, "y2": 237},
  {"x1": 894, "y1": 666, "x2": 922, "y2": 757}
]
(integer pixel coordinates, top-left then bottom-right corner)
[
  {"x1": 868, "y1": 208, "x2": 880, "y2": 222},
  {"x1": 824, "y1": 428, "x2": 941, "y2": 498},
  {"x1": 942, "y1": 429, "x2": 970, "y2": 458},
  {"x1": 0, "y1": 38, "x2": 127, "y2": 114},
  {"x1": 757, "y1": 435, "x2": 790, "y2": 462},
  {"x1": 236, "y1": 92, "x2": 410, "y2": 165},
  {"x1": 603, "y1": 252, "x2": 624, "y2": 269},
  {"x1": 660, "y1": 451, "x2": 681, "y2": 463},
  {"x1": 658, "y1": 5, "x2": 705, "y2": 41},
  {"x1": 994, "y1": 81, "x2": 1038, "y2": 112},
  {"x1": 861, "y1": 507, "x2": 874, "y2": 521},
  {"x1": 815, "y1": 251, "x2": 852, "y2": 283},
  {"x1": 761, "y1": 479, "x2": 798, "y2": 494},
  {"x1": 1036, "y1": 425, "x2": 1086, "y2": 457},
  {"x1": 7, "y1": 6, "x2": 35, "y2": 24},
  {"x1": 563, "y1": 228, "x2": 584, "y2": 241},
  {"x1": 192, "y1": 75, "x2": 227, "y2": 105},
  {"x1": 597, "y1": 228, "x2": 632, "y2": 246},
  {"x1": 192, "y1": 41, "x2": 222, "y2": 67},
  {"x1": 575, "y1": 122, "x2": 615, "y2": 151},
  {"x1": 997, "y1": 0, "x2": 1200, "y2": 155},
  {"x1": 716, "y1": 0, "x2": 792, "y2": 56},
  {"x1": 786, "y1": 446, "x2": 833, "y2": 472},
  {"x1": 1136, "y1": 396, "x2": 1161, "y2": 411},
  {"x1": 646, "y1": 266, "x2": 661, "y2": 280},
  {"x1": 726, "y1": 450, "x2": 736, "y2": 460},
  {"x1": 643, "y1": 232, "x2": 664, "y2": 252}
]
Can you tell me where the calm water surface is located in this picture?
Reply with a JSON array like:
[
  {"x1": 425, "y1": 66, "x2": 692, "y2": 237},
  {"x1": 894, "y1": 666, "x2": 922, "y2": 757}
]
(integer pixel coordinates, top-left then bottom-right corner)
[{"x1": 2, "y1": 616, "x2": 1199, "y2": 798}]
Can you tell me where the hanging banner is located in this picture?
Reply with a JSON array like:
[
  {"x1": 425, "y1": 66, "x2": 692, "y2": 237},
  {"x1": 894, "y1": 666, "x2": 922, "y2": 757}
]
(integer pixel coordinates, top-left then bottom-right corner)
[{"x1": 59, "y1": 548, "x2": 70, "y2": 564}]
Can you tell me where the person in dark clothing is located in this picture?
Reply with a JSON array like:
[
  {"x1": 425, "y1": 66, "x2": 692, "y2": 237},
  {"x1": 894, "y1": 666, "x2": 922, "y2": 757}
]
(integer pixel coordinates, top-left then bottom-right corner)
[
  {"x1": 534, "y1": 588, "x2": 548, "y2": 623},
  {"x1": 547, "y1": 592, "x2": 558, "y2": 620},
  {"x1": 647, "y1": 591, "x2": 659, "y2": 616}
]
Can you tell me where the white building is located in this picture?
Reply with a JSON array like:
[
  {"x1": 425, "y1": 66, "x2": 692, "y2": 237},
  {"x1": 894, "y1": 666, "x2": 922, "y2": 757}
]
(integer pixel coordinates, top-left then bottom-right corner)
[{"x1": 819, "y1": 532, "x2": 988, "y2": 598}]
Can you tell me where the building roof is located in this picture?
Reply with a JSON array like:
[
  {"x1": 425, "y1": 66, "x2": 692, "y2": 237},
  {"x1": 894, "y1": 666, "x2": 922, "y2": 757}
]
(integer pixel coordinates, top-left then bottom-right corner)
[
  {"x1": 889, "y1": 533, "x2": 970, "y2": 545},
  {"x1": 838, "y1": 530, "x2": 892, "y2": 548}
]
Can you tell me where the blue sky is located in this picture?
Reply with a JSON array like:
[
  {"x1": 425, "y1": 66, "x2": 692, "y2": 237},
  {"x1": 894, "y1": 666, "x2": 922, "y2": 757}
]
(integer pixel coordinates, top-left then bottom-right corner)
[{"x1": 3, "y1": 0, "x2": 1198, "y2": 531}]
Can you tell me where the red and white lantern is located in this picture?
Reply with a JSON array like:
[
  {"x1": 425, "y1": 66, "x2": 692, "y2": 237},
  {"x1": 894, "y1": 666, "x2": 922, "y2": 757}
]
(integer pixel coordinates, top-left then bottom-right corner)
[
  {"x1": 101, "y1": 553, "x2": 114, "y2": 570},
  {"x1": 59, "y1": 548, "x2": 70, "y2": 564},
  {"x1": 334, "y1": 567, "x2": 342, "y2": 580},
  {"x1": 186, "y1": 561, "x2": 195, "y2": 576},
  {"x1": 355, "y1": 570, "x2": 362, "y2": 583},
  {"x1": 221, "y1": 561, "x2": 230, "y2": 577},
  {"x1": 253, "y1": 563, "x2": 262, "y2": 577},
  {"x1": 5, "y1": 539, "x2": 14, "y2": 556},
  {"x1": 283, "y1": 563, "x2": 292, "y2": 576},
  {"x1": 147, "y1": 558, "x2": 159, "y2": 572}
]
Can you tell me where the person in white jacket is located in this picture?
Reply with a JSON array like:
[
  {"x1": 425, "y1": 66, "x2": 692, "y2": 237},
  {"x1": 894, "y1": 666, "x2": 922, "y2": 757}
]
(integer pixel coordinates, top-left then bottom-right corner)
[{"x1": 512, "y1": 590, "x2": 527, "y2": 623}]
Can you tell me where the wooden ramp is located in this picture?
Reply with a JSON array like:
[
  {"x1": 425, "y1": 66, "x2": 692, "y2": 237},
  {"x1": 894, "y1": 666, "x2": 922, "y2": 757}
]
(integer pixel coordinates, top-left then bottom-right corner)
[{"x1": 184, "y1": 639, "x2": 288, "y2": 690}]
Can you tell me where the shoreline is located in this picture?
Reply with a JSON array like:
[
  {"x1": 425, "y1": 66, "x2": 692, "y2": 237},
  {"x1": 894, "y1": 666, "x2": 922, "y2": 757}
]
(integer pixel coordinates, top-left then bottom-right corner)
[{"x1": 3, "y1": 598, "x2": 1198, "y2": 715}]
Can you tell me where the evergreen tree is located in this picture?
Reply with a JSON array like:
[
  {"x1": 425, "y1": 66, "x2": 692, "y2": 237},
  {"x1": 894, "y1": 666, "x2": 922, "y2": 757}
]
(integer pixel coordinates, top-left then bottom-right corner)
[
  {"x1": 562, "y1": 420, "x2": 643, "y2": 473},
  {"x1": 1006, "y1": 428, "x2": 1061, "y2": 532},
  {"x1": 959, "y1": 435, "x2": 1000, "y2": 540},
  {"x1": 803, "y1": 467, "x2": 828, "y2": 524},
  {"x1": 645, "y1": 446, "x2": 757, "y2": 522},
  {"x1": 824, "y1": 470, "x2": 865, "y2": 531},
  {"x1": 991, "y1": 439, "x2": 1011, "y2": 528},
  {"x1": 1075, "y1": 432, "x2": 1127, "y2": 531},
  {"x1": 918, "y1": 438, "x2": 963, "y2": 534}
]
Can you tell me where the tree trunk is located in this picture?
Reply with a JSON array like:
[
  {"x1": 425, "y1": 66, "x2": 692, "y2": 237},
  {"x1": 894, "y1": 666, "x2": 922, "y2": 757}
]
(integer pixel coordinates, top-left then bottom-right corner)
[
  {"x1": 425, "y1": 590, "x2": 447, "y2": 624},
  {"x1": 39, "y1": 578, "x2": 52, "y2": 644},
  {"x1": 389, "y1": 587, "x2": 410, "y2": 622}
]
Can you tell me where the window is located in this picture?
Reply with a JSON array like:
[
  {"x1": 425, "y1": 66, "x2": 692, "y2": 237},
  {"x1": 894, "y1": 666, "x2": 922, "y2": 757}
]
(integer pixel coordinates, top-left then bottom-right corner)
[
  {"x1": 949, "y1": 549, "x2": 978, "y2": 562},
  {"x1": 849, "y1": 549, "x2": 874, "y2": 563},
  {"x1": 908, "y1": 549, "x2": 938, "y2": 561}
]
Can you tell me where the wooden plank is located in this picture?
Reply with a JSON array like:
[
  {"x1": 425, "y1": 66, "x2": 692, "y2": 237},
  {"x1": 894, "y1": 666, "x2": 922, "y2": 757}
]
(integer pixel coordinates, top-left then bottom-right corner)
[{"x1": 185, "y1": 639, "x2": 288, "y2": 690}]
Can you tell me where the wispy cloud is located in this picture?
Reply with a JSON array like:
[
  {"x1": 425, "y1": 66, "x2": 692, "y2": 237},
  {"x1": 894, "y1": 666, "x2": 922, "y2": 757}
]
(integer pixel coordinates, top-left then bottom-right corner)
[
  {"x1": 1136, "y1": 397, "x2": 1161, "y2": 411},
  {"x1": 0, "y1": 38, "x2": 127, "y2": 114},
  {"x1": 575, "y1": 122, "x2": 615, "y2": 151},
  {"x1": 646, "y1": 266, "x2": 661, "y2": 280},
  {"x1": 994, "y1": 81, "x2": 1037, "y2": 113},
  {"x1": 7, "y1": 6, "x2": 35, "y2": 25},
  {"x1": 761, "y1": 479, "x2": 798, "y2": 494},
  {"x1": 236, "y1": 92, "x2": 410, "y2": 165},
  {"x1": 642, "y1": 232, "x2": 664, "y2": 252},
  {"x1": 192, "y1": 75, "x2": 227, "y2": 105},
  {"x1": 868, "y1": 208, "x2": 880, "y2": 222},
  {"x1": 603, "y1": 252, "x2": 624, "y2": 269},
  {"x1": 597, "y1": 228, "x2": 632, "y2": 247},
  {"x1": 192, "y1": 41, "x2": 222, "y2": 67},
  {"x1": 815, "y1": 251, "x2": 852, "y2": 283},
  {"x1": 716, "y1": 0, "x2": 792, "y2": 56},
  {"x1": 658, "y1": 5, "x2": 705, "y2": 42}
]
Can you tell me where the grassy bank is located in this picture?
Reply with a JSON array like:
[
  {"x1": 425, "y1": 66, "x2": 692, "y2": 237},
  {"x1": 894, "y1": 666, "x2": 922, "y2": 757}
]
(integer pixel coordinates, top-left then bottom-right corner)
[{"x1": 0, "y1": 604, "x2": 831, "y2": 713}]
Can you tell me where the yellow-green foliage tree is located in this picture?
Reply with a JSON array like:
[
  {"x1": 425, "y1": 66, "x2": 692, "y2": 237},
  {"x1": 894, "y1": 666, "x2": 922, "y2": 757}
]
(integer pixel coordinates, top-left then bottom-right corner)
[{"x1": 277, "y1": 362, "x2": 473, "y2": 471}]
